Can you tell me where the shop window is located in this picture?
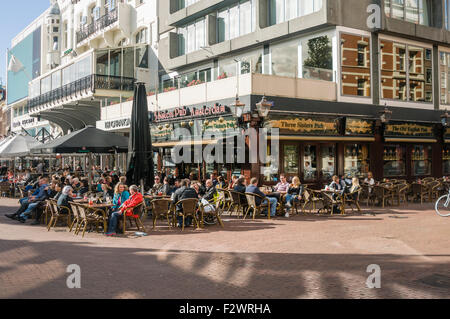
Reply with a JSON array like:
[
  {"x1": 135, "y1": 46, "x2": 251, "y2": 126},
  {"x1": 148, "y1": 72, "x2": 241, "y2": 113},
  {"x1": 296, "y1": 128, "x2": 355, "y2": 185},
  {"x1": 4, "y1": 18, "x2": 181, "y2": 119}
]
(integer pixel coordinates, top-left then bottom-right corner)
[
  {"x1": 341, "y1": 33, "x2": 372, "y2": 97},
  {"x1": 344, "y1": 144, "x2": 370, "y2": 178},
  {"x1": 283, "y1": 145, "x2": 299, "y2": 175},
  {"x1": 321, "y1": 145, "x2": 335, "y2": 181},
  {"x1": 383, "y1": 145, "x2": 406, "y2": 177},
  {"x1": 303, "y1": 145, "x2": 317, "y2": 181},
  {"x1": 443, "y1": 145, "x2": 450, "y2": 175},
  {"x1": 411, "y1": 144, "x2": 432, "y2": 176}
]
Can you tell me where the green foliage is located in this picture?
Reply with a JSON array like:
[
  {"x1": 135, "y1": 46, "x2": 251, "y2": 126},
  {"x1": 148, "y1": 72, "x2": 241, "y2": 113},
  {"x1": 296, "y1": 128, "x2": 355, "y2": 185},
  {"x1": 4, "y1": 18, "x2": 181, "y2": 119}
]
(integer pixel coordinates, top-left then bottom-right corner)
[{"x1": 303, "y1": 36, "x2": 332, "y2": 70}]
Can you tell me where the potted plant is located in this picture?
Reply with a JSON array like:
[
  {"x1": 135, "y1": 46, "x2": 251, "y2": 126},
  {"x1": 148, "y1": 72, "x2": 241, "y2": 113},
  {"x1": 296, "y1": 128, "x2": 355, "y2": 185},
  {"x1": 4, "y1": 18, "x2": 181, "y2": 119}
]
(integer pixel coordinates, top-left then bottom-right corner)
[{"x1": 217, "y1": 72, "x2": 228, "y2": 80}]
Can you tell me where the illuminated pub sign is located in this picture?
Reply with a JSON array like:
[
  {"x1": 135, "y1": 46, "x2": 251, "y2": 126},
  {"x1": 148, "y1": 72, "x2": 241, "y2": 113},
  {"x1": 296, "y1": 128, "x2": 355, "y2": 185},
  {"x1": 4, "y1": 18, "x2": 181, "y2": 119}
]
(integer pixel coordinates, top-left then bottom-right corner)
[
  {"x1": 151, "y1": 124, "x2": 173, "y2": 141},
  {"x1": 268, "y1": 117, "x2": 339, "y2": 136},
  {"x1": 384, "y1": 122, "x2": 434, "y2": 138},
  {"x1": 151, "y1": 104, "x2": 228, "y2": 123},
  {"x1": 345, "y1": 118, "x2": 374, "y2": 136},
  {"x1": 203, "y1": 118, "x2": 236, "y2": 132}
]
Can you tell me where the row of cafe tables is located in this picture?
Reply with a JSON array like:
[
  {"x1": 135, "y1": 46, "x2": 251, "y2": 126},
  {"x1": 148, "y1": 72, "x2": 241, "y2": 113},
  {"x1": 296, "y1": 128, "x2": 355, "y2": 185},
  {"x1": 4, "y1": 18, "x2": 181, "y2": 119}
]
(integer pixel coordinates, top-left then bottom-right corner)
[{"x1": 71, "y1": 194, "x2": 174, "y2": 234}]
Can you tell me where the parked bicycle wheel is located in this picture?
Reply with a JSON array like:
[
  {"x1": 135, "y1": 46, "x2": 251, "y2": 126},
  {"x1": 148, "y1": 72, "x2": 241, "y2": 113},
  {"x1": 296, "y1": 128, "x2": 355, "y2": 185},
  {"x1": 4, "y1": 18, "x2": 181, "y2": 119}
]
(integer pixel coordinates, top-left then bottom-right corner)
[{"x1": 435, "y1": 195, "x2": 450, "y2": 217}]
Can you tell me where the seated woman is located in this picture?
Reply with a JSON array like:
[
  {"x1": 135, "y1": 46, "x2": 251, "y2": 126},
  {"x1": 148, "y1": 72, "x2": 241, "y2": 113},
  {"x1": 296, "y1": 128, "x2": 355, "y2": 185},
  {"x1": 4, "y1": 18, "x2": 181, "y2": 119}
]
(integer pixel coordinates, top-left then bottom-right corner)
[
  {"x1": 348, "y1": 177, "x2": 361, "y2": 200},
  {"x1": 57, "y1": 186, "x2": 74, "y2": 209},
  {"x1": 106, "y1": 185, "x2": 143, "y2": 236},
  {"x1": 284, "y1": 177, "x2": 304, "y2": 214},
  {"x1": 111, "y1": 183, "x2": 130, "y2": 212}
]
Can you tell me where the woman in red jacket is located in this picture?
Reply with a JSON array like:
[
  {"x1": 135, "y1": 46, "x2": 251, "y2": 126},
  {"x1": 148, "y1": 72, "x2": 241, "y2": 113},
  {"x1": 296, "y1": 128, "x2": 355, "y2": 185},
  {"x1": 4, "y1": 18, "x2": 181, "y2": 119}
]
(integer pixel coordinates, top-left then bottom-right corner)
[{"x1": 106, "y1": 185, "x2": 143, "y2": 236}]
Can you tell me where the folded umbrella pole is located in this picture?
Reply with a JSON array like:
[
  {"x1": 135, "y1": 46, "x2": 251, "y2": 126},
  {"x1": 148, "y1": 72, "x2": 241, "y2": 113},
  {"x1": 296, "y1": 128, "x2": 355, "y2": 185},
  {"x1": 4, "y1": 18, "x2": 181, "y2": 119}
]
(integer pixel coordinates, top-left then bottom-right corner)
[{"x1": 126, "y1": 82, "x2": 154, "y2": 192}]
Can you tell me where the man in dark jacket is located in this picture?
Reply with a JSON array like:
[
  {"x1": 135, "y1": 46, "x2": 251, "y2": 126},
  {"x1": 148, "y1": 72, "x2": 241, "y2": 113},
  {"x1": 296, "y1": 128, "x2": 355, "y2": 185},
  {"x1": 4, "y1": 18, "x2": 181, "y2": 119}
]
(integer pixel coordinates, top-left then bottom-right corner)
[
  {"x1": 202, "y1": 179, "x2": 217, "y2": 202},
  {"x1": 6, "y1": 177, "x2": 49, "y2": 221},
  {"x1": 233, "y1": 177, "x2": 248, "y2": 206},
  {"x1": 172, "y1": 179, "x2": 198, "y2": 227},
  {"x1": 246, "y1": 178, "x2": 277, "y2": 217},
  {"x1": 17, "y1": 177, "x2": 50, "y2": 223}
]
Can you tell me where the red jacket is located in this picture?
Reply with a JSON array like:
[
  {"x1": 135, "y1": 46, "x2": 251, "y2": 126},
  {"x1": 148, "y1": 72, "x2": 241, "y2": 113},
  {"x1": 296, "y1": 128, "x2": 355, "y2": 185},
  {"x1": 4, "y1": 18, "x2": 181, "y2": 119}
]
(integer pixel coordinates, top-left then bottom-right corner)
[{"x1": 120, "y1": 192, "x2": 144, "y2": 217}]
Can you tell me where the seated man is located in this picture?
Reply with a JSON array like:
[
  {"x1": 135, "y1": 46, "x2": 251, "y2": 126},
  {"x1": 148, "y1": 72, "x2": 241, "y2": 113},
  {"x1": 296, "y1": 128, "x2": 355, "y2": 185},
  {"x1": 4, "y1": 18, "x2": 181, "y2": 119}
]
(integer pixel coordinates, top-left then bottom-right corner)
[
  {"x1": 106, "y1": 185, "x2": 143, "y2": 236},
  {"x1": 6, "y1": 177, "x2": 48, "y2": 221},
  {"x1": 77, "y1": 180, "x2": 90, "y2": 197},
  {"x1": 200, "y1": 179, "x2": 217, "y2": 213},
  {"x1": 172, "y1": 179, "x2": 198, "y2": 228},
  {"x1": 17, "y1": 177, "x2": 50, "y2": 223},
  {"x1": 246, "y1": 178, "x2": 277, "y2": 217}
]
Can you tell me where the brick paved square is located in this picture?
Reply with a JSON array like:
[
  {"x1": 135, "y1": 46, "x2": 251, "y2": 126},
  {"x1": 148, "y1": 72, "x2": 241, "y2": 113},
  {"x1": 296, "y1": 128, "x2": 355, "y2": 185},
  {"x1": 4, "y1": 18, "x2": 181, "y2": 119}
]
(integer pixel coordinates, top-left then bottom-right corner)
[{"x1": 0, "y1": 198, "x2": 449, "y2": 299}]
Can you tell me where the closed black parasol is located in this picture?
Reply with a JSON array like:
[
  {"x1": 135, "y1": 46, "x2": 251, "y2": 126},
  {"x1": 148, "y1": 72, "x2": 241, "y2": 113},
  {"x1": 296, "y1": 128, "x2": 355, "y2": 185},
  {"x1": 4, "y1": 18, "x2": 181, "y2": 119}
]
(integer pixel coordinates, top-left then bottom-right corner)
[{"x1": 126, "y1": 82, "x2": 154, "y2": 190}]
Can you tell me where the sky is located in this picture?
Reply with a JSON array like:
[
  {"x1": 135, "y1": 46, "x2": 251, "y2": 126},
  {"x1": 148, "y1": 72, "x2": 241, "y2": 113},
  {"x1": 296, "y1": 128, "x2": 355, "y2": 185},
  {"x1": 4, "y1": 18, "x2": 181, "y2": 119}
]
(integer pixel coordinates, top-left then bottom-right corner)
[{"x1": 0, "y1": 0, "x2": 49, "y2": 87}]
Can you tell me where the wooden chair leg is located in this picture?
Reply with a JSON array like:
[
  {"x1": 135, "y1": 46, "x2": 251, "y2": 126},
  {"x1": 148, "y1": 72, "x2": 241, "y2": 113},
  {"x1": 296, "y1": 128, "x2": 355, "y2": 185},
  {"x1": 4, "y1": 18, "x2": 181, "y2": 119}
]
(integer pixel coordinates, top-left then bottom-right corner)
[
  {"x1": 181, "y1": 215, "x2": 185, "y2": 231},
  {"x1": 47, "y1": 217, "x2": 54, "y2": 231}
]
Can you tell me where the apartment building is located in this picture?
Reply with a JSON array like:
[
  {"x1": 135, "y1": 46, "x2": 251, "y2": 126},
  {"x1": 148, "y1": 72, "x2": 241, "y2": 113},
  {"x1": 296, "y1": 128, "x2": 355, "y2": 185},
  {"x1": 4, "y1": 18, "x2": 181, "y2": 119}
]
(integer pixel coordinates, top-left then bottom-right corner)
[
  {"x1": 7, "y1": 0, "x2": 158, "y2": 139},
  {"x1": 130, "y1": 0, "x2": 450, "y2": 182},
  {"x1": 9, "y1": 0, "x2": 450, "y2": 182}
]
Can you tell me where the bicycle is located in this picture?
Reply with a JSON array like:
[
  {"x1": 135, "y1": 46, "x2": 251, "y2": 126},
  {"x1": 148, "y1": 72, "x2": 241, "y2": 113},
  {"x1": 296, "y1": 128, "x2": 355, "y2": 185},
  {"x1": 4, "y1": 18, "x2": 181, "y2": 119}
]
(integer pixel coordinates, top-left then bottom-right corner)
[{"x1": 435, "y1": 188, "x2": 450, "y2": 217}]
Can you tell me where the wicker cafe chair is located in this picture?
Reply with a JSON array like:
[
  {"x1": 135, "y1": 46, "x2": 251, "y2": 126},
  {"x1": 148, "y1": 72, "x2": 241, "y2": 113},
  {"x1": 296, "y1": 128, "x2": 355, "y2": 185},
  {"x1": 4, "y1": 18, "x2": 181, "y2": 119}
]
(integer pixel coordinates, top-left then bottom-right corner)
[
  {"x1": 174, "y1": 198, "x2": 200, "y2": 231},
  {"x1": 428, "y1": 180, "x2": 442, "y2": 201},
  {"x1": 343, "y1": 188, "x2": 362, "y2": 212},
  {"x1": 76, "y1": 204, "x2": 104, "y2": 238},
  {"x1": 216, "y1": 188, "x2": 233, "y2": 214},
  {"x1": 0, "y1": 182, "x2": 11, "y2": 197},
  {"x1": 69, "y1": 202, "x2": 81, "y2": 233},
  {"x1": 244, "y1": 192, "x2": 270, "y2": 220},
  {"x1": 394, "y1": 183, "x2": 410, "y2": 206},
  {"x1": 47, "y1": 199, "x2": 72, "y2": 231},
  {"x1": 320, "y1": 192, "x2": 345, "y2": 215},
  {"x1": 410, "y1": 182, "x2": 430, "y2": 204},
  {"x1": 228, "y1": 190, "x2": 247, "y2": 218},
  {"x1": 123, "y1": 202, "x2": 147, "y2": 233},
  {"x1": 360, "y1": 184, "x2": 375, "y2": 206},
  {"x1": 151, "y1": 199, "x2": 174, "y2": 230},
  {"x1": 198, "y1": 198, "x2": 224, "y2": 228},
  {"x1": 301, "y1": 188, "x2": 323, "y2": 214},
  {"x1": 373, "y1": 185, "x2": 394, "y2": 208},
  {"x1": 40, "y1": 200, "x2": 52, "y2": 226},
  {"x1": 422, "y1": 177, "x2": 435, "y2": 184}
]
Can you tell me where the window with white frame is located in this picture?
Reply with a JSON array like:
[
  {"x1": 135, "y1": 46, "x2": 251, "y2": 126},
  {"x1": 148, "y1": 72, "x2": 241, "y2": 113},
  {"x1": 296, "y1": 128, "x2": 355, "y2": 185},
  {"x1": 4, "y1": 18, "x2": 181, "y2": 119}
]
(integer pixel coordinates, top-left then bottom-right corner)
[
  {"x1": 178, "y1": 18, "x2": 205, "y2": 55},
  {"x1": 268, "y1": 0, "x2": 322, "y2": 26},
  {"x1": 384, "y1": 0, "x2": 431, "y2": 26},
  {"x1": 440, "y1": 51, "x2": 450, "y2": 105},
  {"x1": 135, "y1": 28, "x2": 148, "y2": 44},
  {"x1": 380, "y1": 38, "x2": 432, "y2": 103},
  {"x1": 217, "y1": 0, "x2": 256, "y2": 43}
]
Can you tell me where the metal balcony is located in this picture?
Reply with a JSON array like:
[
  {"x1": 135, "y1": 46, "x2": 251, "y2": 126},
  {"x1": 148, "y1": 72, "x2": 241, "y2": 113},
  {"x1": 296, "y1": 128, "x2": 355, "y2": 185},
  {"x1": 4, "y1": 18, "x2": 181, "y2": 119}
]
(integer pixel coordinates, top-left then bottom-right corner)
[
  {"x1": 27, "y1": 74, "x2": 135, "y2": 112},
  {"x1": 76, "y1": 8, "x2": 118, "y2": 44}
]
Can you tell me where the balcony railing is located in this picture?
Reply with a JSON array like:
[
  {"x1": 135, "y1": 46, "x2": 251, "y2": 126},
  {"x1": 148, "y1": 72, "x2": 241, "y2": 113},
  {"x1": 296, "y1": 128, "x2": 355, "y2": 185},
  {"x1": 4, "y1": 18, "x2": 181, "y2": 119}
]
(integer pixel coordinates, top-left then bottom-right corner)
[
  {"x1": 27, "y1": 74, "x2": 135, "y2": 112},
  {"x1": 76, "y1": 8, "x2": 118, "y2": 44}
]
